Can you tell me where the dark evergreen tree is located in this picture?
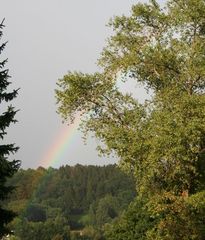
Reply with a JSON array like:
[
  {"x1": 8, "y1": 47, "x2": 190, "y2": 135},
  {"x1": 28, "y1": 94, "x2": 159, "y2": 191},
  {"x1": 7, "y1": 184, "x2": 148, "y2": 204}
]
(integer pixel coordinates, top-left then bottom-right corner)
[{"x1": 0, "y1": 19, "x2": 20, "y2": 238}]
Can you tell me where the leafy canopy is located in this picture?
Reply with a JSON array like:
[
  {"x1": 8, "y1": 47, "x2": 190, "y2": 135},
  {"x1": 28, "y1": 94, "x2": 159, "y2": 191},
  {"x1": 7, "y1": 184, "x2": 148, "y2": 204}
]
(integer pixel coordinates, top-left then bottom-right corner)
[{"x1": 56, "y1": 1, "x2": 205, "y2": 239}]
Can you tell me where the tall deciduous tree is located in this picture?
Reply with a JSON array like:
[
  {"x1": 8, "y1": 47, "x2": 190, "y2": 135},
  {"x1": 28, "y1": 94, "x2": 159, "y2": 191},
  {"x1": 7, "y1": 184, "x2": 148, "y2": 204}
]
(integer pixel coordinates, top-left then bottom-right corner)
[
  {"x1": 0, "y1": 19, "x2": 20, "y2": 238},
  {"x1": 56, "y1": 0, "x2": 205, "y2": 239}
]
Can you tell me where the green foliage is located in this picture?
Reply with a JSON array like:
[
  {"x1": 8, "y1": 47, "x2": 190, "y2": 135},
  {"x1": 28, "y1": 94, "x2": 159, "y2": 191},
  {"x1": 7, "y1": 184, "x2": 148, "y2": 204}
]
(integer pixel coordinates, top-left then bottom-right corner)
[
  {"x1": 104, "y1": 197, "x2": 155, "y2": 240},
  {"x1": 13, "y1": 216, "x2": 70, "y2": 240},
  {"x1": 24, "y1": 204, "x2": 46, "y2": 222},
  {"x1": 7, "y1": 165, "x2": 135, "y2": 239},
  {"x1": 90, "y1": 195, "x2": 120, "y2": 227},
  {"x1": 51, "y1": 234, "x2": 64, "y2": 240},
  {"x1": 56, "y1": 0, "x2": 205, "y2": 239},
  {"x1": 0, "y1": 19, "x2": 20, "y2": 238}
]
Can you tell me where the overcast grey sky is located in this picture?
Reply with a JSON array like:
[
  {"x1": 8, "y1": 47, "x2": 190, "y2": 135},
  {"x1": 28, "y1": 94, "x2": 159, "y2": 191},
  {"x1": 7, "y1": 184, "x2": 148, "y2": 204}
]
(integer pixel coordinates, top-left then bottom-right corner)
[{"x1": 1, "y1": 0, "x2": 163, "y2": 169}]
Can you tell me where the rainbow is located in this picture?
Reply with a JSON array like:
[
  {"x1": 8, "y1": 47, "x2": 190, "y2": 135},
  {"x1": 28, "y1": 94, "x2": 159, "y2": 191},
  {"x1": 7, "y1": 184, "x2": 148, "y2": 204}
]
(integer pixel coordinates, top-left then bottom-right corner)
[
  {"x1": 21, "y1": 114, "x2": 82, "y2": 213},
  {"x1": 38, "y1": 113, "x2": 81, "y2": 168}
]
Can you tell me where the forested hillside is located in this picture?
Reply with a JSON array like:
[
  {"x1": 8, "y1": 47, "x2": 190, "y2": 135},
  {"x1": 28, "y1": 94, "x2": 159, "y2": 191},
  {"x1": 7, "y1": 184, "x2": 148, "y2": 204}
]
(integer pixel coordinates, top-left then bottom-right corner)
[{"x1": 6, "y1": 164, "x2": 136, "y2": 240}]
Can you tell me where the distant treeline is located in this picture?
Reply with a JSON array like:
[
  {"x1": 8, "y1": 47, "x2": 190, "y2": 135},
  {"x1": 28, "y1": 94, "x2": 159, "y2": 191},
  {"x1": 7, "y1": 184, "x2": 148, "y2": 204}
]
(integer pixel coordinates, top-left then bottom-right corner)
[{"x1": 6, "y1": 164, "x2": 136, "y2": 240}]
